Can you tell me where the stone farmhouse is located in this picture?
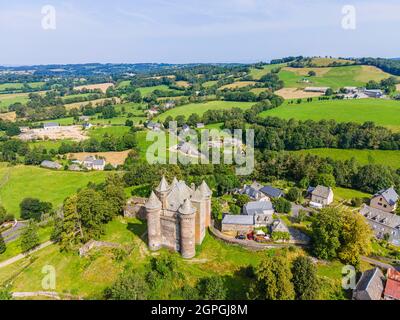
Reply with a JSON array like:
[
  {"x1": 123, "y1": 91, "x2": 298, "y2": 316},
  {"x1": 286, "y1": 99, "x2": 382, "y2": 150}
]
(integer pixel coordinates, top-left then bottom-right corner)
[
  {"x1": 82, "y1": 156, "x2": 106, "y2": 170},
  {"x1": 353, "y1": 267, "x2": 400, "y2": 300},
  {"x1": 238, "y1": 182, "x2": 284, "y2": 201},
  {"x1": 145, "y1": 177, "x2": 212, "y2": 259},
  {"x1": 359, "y1": 187, "x2": 400, "y2": 245},
  {"x1": 40, "y1": 160, "x2": 62, "y2": 170},
  {"x1": 308, "y1": 185, "x2": 334, "y2": 208},
  {"x1": 43, "y1": 122, "x2": 60, "y2": 130}
]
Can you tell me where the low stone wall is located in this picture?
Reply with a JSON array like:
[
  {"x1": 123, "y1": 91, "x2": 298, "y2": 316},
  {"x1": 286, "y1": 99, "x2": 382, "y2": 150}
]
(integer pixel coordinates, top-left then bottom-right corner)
[{"x1": 79, "y1": 240, "x2": 121, "y2": 257}]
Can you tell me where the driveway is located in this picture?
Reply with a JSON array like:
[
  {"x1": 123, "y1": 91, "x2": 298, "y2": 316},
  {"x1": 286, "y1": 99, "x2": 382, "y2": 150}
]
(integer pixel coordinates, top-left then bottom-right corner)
[{"x1": 1, "y1": 221, "x2": 28, "y2": 244}]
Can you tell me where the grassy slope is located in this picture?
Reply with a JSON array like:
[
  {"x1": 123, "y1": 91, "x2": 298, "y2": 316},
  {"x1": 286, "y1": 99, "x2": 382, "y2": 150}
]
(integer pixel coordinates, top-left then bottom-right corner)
[
  {"x1": 0, "y1": 216, "x2": 346, "y2": 300},
  {"x1": 260, "y1": 99, "x2": 400, "y2": 132},
  {"x1": 0, "y1": 93, "x2": 29, "y2": 111},
  {"x1": 278, "y1": 65, "x2": 392, "y2": 89},
  {"x1": 88, "y1": 126, "x2": 131, "y2": 139},
  {"x1": 292, "y1": 148, "x2": 400, "y2": 169},
  {"x1": 156, "y1": 101, "x2": 254, "y2": 121},
  {"x1": 249, "y1": 63, "x2": 286, "y2": 80},
  {"x1": 0, "y1": 164, "x2": 107, "y2": 217}
]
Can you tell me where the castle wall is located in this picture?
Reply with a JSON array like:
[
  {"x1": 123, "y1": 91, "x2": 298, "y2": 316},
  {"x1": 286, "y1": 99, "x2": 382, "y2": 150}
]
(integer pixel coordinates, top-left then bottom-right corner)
[
  {"x1": 180, "y1": 213, "x2": 196, "y2": 259},
  {"x1": 147, "y1": 209, "x2": 161, "y2": 251},
  {"x1": 160, "y1": 215, "x2": 180, "y2": 252}
]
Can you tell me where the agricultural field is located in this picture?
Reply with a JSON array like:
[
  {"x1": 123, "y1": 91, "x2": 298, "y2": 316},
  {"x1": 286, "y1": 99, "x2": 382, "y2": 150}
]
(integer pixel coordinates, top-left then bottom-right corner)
[
  {"x1": 157, "y1": 100, "x2": 254, "y2": 121},
  {"x1": 248, "y1": 63, "x2": 286, "y2": 80},
  {"x1": 68, "y1": 150, "x2": 130, "y2": 166},
  {"x1": 278, "y1": 65, "x2": 393, "y2": 89},
  {"x1": 137, "y1": 85, "x2": 171, "y2": 96},
  {"x1": 0, "y1": 92, "x2": 29, "y2": 111},
  {"x1": 219, "y1": 81, "x2": 257, "y2": 90},
  {"x1": 293, "y1": 148, "x2": 400, "y2": 169},
  {"x1": 0, "y1": 163, "x2": 107, "y2": 217},
  {"x1": 88, "y1": 126, "x2": 131, "y2": 139},
  {"x1": 307, "y1": 57, "x2": 355, "y2": 67},
  {"x1": 202, "y1": 80, "x2": 218, "y2": 88},
  {"x1": 74, "y1": 82, "x2": 114, "y2": 93},
  {"x1": 64, "y1": 97, "x2": 122, "y2": 111},
  {"x1": 274, "y1": 88, "x2": 324, "y2": 99},
  {"x1": 260, "y1": 98, "x2": 400, "y2": 132},
  {"x1": 175, "y1": 80, "x2": 191, "y2": 88},
  {"x1": 0, "y1": 81, "x2": 45, "y2": 92}
]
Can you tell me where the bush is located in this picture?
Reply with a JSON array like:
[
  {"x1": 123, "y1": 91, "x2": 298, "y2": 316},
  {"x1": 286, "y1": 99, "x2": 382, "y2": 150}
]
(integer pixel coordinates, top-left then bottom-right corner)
[
  {"x1": 272, "y1": 198, "x2": 291, "y2": 213},
  {"x1": 351, "y1": 197, "x2": 363, "y2": 207}
]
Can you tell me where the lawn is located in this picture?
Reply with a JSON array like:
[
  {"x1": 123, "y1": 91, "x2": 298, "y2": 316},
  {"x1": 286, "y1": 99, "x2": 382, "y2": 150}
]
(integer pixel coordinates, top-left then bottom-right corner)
[
  {"x1": 293, "y1": 148, "x2": 400, "y2": 169},
  {"x1": 0, "y1": 163, "x2": 108, "y2": 217},
  {"x1": 333, "y1": 187, "x2": 371, "y2": 202},
  {"x1": 278, "y1": 65, "x2": 392, "y2": 90},
  {"x1": 156, "y1": 101, "x2": 254, "y2": 121},
  {"x1": 260, "y1": 98, "x2": 400, "y2": 132}
]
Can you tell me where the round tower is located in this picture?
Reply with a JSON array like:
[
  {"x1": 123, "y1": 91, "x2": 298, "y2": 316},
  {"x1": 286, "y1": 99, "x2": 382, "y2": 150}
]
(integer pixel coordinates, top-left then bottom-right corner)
[
  {"x1": 179, "y1": 199, "x2": 196, "y2": 259},
  {"x1": 155, "y1": 176, "x2": 169, "y2": 208},
  {"x1": 145, "y1": 191, "x2": 162, "y2": 251},
  {"x1": 199, "y1": 180, "x2": 212, "y2": 227}
]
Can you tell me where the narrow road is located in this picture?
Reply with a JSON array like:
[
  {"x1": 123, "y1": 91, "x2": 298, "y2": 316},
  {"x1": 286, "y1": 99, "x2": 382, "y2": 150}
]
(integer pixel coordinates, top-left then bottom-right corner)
[
  {"x1": 361, "y1": 256, "x2": 395, "y2": 270},
  {"x1": 2, "y1": 221, "x2": 27, "y2": 244},
  {"x1": 0, "y1": 241, "x2": 53, "y2": 269}
]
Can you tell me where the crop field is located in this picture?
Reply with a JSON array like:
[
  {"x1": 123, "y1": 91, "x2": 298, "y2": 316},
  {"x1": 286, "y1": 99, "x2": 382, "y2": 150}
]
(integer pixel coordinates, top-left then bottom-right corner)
[
  {"x1": 278, "y1": 65, "x2": 393, "y2": 89},
  {"x1": 219, "y1": 81, "x2": 258, "y2": 90},
  {"x1": 64, "y1": 97, "x2": 122, "y2": 111},
  {"x1": 68, "y1": 150, "x2": 130, "y2": 166},
  {"x1": 0, "y1": 163, "x2": 107, "y2": 217},
  {"x1": 88, "y1": 126, "x2": 131, "y2": 139},
  {"x1": 74, "y1": 82, "x2": 114, "y2": 93},
  {"x1": 260, "y1": 98, "x2": 400, "y2": 132},
  {"x1": 308, "y1": 57, "x2": 355, "y2": 67},
  {"x1": 274, "y1": 88, "x2": 324, "y2": 99},
  {"x1": 292, "y1": 148, "x2": 400, "y2": 169},
  {"x1": 202, "y1": 80, "x2": 218, "y2": 88},
  {"x1": 175, "y1": 80, "x2": 191, "y2": 88},
  {"x1": 0, "y1": 111, "x2": 17, "y2": 122},
  {"x1": 157, "y1": 100, "x2": 254, "y2": 121}
]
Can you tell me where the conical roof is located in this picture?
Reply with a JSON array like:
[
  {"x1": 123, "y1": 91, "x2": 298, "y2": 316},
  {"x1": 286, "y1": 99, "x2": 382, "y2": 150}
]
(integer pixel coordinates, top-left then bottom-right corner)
[
  {"x1": 171, "y1": 177, "x2": 178, "y2": 188},
  {"x1": 191, "y1": 187, "x2": 204, "y2": 202},
  {"x1": 179, "y1": 198, "x2": 196, "y2": 215},
  {"x1": 145, "y1": 191, "x2": 162, "y2": 209},
  {"x1": 199, "y1": 180, "x2": 212, "y2": 196},
  {"x1": 156, "y1": 176, "x2": 169, "y2": 192}
]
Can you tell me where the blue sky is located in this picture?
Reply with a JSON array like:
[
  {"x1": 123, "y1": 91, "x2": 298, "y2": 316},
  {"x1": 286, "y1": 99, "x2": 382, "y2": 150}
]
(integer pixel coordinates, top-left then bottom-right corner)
[{"x1": 0, "y1": 0, "x2": 399, "y2": 65}]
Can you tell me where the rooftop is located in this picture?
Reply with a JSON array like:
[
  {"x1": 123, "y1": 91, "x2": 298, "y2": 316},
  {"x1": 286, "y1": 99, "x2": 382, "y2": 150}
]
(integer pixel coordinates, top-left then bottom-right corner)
[
  {"x1": 311, "y1": 185, "x2": 333, "y2": 199},
  {"x1": 222, "y1": 214, "x2": 254, "y2": 225},
  {"x1": 259, "y1": 185, "x2": 284, "y2": 198},
  {"x1": 374, "y1": 187, "x2": 399, "y2": 206}
]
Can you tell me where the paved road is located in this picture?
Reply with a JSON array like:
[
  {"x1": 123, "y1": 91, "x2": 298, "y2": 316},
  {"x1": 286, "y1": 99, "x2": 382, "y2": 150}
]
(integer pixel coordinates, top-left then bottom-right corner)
[
  {"x1": 2, "y1": 221, "x2": 27, "y2": 244},
  {"x1": 361, "y1": 256, "x2": 396, "y2": 270},
  {"x1": 0, "y1": 241, "x2": 53, "y2": 269}
]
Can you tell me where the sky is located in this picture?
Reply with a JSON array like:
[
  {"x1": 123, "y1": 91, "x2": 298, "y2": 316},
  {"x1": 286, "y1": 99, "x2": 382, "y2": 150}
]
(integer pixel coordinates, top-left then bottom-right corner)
[{"x1": 0, "y1": 0, "x2": 399, "y2": 65}]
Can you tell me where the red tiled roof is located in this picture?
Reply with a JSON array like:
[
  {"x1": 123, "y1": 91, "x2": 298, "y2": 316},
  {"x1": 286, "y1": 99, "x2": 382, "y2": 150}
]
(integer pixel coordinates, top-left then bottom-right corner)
[{"x1": 384, "y1": 269, "x2": 400, "y2": 300}]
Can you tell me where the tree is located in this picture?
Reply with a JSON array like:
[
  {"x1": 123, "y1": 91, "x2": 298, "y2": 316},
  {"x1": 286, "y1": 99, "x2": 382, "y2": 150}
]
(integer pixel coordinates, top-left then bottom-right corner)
[
  {"x1": 20, "y1": 198, "x2": 52, "y2": 220},
  {"x1": 311, "y1": 208, "x2": 342, "y2": 260},
  {"x1": 338, "y1": 211, "x2": 373, "y2": 268},
  {"x1": 315, "y1": 173, "x2": 336, "y2": 187},
  {"x1": 211, "y1": 199, "x2": 222, "y2": 221},
  {"x1": 308, "y1": 70, "x2": 316, "y2": 77},
  {"x1": 20, "y1": 221, "x2": 39, "y2": 253},
  {"x1": 325, "y1": 88, "x2": 334, "y2": 96},
  {"x1": 198, "y1": 276, "x2": 227, "y2": 300},
  {"x1": 291, "y1": 256, "x2": 319, "y2": 300},
  {"x1": 0, "y1": 286, "x2": 12, "y2": 300},
  {"x1": 286, "y1": 187, "x2": 302, "y2": 203},
  {"x1": 249, "y1": 255, "x2": 295, "y2": 300},
  {"x1": 104, "y1": 269, "x2": 148, "y2": 300},
  {"x1": 272, "y1": 198, "x2": 291, "y2": 213},
  {"x1": 0, "y1": 233, "x2": 6, "y2": 254}
]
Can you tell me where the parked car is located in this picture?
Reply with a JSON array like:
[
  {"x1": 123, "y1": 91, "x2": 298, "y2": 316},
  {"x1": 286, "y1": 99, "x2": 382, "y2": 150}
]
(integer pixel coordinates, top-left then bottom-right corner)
[{"x1": 247, "y1": 232, "x2": 254, "y2": 240}]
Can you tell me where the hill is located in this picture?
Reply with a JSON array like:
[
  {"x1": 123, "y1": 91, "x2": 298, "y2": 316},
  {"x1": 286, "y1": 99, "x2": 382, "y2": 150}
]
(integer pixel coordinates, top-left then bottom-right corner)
[{"x1": 259, "y1": 98, "x2": 400, "y2": 132}]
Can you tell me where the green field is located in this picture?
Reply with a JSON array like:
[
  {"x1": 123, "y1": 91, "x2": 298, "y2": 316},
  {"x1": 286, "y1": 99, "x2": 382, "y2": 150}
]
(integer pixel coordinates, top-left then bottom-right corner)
[
  {"x1": 293, "y1": 148, "x2": 400, "y2": 169},
  {"x1": 88, "y1": 126, "x2": 131, "y2": 139},
  {"x1": 0, "y1": 93, "x2": 29, "y2": 111},
  {"x1": 137, "y1": 85, "x2": 172, "y2": 96},
  {"x1": 278, "y1": 65, "x2": 392, "y2": 89},
  {"x1": 157, "y1": 101, "x2": 254, "y2": 121},
  {"x1": 249, "y1": 63, "x2": 286, "y2": 80},
  {"x1": 333, "y1": 187, "x2": 371, "y2": 202},
  {"x1": 0, "y1": 82, "x2": 45, "y2": 92},
  {"x1": 0, "y1": 163, "x2": 107, "y2": 217},
  {"x1": 260, "y1": 99, "x2": 400, "y2": 132}
]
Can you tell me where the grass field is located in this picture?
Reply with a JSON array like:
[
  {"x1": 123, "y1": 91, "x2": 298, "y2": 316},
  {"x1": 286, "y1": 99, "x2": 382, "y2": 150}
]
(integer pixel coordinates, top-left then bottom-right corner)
[
  {"x1": 248, "y1": 63, "x2": 286, "y2": 80},
  {"x1": 88, "y1": 126, "x2": 131, "y2": 139},
  {"x1": 333, "y1": 187, "x2": 371, "y2": 202},
  {"x1": 0, "y1": 163, "x2": 107, "y2": 217},
  {"x1": 137, "y1": 85, "x2": 172, "y2": 96},
  {"x1": 260, "y1": 98, "x2": 400, "y2": 132},
  {"x1": 0, "y1": 215, "x2": 346, "y2": 299},
  {"x1": 156, "y1": 101, "x2": 254, "y2": 121},
  {"x1": 219, "y1": 81, "x2": 257, "y2": 90},
  {"x1": 202, "y1": 80, "x2": 218, "y2": 88},
  {"x1": 293, "y1": 148, "x2": 400, "y2": 169},
  {"x1": 0, "y1": 82, "x2": 45, "y2": 92},
  {"x1": 0, "y1": 93, "x2": 29, "y2": 111},
  {"x1": 278, "y1": 65, "x2": 392, "y2": 89}
]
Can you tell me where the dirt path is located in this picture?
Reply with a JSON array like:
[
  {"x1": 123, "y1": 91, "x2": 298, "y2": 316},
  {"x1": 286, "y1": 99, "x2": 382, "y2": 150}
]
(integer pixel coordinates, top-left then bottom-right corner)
[{"x1": 0, "y1": 241, "x2": 53, "y2": 269}]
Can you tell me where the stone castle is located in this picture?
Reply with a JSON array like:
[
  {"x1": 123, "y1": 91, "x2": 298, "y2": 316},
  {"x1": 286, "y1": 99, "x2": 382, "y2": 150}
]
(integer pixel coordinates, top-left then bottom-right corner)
[{"x1": 145, "y1": 177, "x2": 212, "y2": 259}]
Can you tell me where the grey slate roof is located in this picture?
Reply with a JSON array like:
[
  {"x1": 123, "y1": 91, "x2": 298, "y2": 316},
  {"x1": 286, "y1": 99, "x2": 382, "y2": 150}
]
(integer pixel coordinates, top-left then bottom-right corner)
[
  {"x1": 311, "y1": 185, "x2": 332, "y2": 199},
  {"x1": 222, "y1": 214, "x2": 254, "y2": 225},
  {"x1": 40, "y1": 160, "x2": 61, "y2": 169},
  {"x1": 43, "y1": 122, "x2": 59, "y2": 128},
  {"x1": 353, "y1": 268, "x2": 384, "y2": 300},
  {"x1": 93, "y1": 159, "x2": 105, "y2": 166},
  {"x1": 244, "y1": 201, "x2": 274, "y2": 216},
  {"x1": 374, "y1": 187, "x2": 399, "y2": 206},
  {"x1": 259, "y1": 186, "x2": 284, "y2": 198},
  {"x1": 360, "y1": 204, "x2": 400, "y2": 229}
]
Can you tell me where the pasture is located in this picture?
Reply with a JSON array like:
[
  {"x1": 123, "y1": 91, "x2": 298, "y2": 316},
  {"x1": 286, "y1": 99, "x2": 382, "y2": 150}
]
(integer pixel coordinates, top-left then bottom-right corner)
[
  {"x1": 0, "y1": 92, "x2": 29, "y2": 111},
  {"x1": 73, "y1": 82, "x2": 114, "y2": 93},
  {"x1": 292, "y1": 148, "x2": 400, "y2": 169},
  {"x1": 68, "y1": 150, "x2": 130, "y2": 166},
  {"x1": 0, "y1": 82, "x2": 45, "y2": 92},
  {"x1": 219, "y1": 81, "x2": 257, "y2": 90},
  {"x1": 88, "y1": 126, "x2": 131, "y2": 139},
  {"x1": 0, "y1": 163, "x2": 107, "y2": 217},
  {"x1": 156, "y1": 100, "x2": 254, "y2": 121},
  {"x1": 278, "y1": 65, "x2": 392, "y2": 89},
  {"x1": 274, "y1": 88, "x2": 324, "y2": 99},
  {"x1": 248, "y1": 63, "x2": 286, "y2": 80},
  {"x1": 260, "y1": 98, "x2": 400, "y2": 132}
]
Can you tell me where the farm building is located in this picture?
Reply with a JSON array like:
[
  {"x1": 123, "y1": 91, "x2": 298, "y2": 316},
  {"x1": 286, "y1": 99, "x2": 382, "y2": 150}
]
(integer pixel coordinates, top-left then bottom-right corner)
[
  {"x1": 221, "y1": 214, "x2": 255, "y2": 233},
  {"x1": 363, "y1": 89, "x2": 384, "y2": 98},
  {"x1": 304, "y1": 87, "x2": 330, "y2": 94},
  {"x1": 82, "y1": 156, "x2": 106, "y2": 171},
  {"x1": 370, "y1": 187, "x2": 398, "y2": 213},
  {"x1": 353, "y1": 268, "x2": 385, "y2": 300},
  {"x1": 43, "y1": 122, "x2": 60, "y2": 130},
  {"x1": 40, "y1": 160, "x2": 62, "y2": 170}
]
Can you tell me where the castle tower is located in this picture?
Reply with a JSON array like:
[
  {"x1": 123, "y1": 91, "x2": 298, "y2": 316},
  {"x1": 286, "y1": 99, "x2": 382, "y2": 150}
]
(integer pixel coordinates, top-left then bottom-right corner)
[
  {"x1": 179, "y1": 199, "x2": 196, "y2": 259},
  {"x1": 199, "y1": 181, "x2": 212, "y2": 227},
  {"x1": 155, "y1": 176, "x2": 169, "y2": 208},
  {"x1": 145, "y1": 191, "x2": 162, "y2": 251}
]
